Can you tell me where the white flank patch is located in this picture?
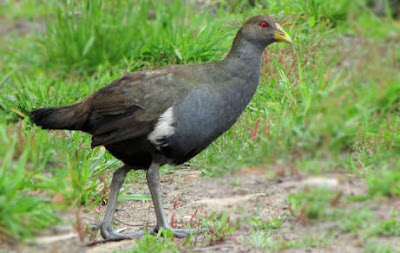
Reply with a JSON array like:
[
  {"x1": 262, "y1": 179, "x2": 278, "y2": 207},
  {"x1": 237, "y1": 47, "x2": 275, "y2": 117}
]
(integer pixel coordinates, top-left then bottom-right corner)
[{"x1": 148, "y1": 107, "x2": 175, "y2": 147}]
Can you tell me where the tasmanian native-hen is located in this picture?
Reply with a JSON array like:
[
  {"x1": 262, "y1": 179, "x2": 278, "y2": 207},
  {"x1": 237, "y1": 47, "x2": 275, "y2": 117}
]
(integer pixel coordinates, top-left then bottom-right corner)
[{"x1": 31, "y1": 16, "x2": 292, "y2": 240}]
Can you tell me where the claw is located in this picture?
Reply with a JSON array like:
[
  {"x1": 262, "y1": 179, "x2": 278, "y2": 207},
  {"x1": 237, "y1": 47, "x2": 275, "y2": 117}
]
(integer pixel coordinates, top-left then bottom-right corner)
[
  {"x1": 155, "y1": 228, "x2": 203, "y2": 238},
  {"x1": 99, "y1": 223, "x2": 144, "y2": 241},
  {"x1": 115, "y1": 227, "x2": 129, "y2": 233}
]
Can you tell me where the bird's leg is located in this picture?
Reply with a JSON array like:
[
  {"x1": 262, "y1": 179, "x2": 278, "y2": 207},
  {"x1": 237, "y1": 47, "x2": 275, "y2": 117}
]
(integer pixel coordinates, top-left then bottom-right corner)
[
  {"x1": 146, "y1": 162, "x2": 200, "y2": 238},
  {"x1": 98, "y1": 165, "x2": 144, "y2": 241},
  {"x1": 146, "y1": 162, "x2": 169, "y2": 229}
]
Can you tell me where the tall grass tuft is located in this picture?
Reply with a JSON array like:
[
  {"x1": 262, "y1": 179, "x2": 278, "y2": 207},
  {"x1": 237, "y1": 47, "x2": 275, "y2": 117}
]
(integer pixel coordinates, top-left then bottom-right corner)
[
  {"x1": 40, "y1": 0, "x2": 230, "y2": 74},
  {"x1": 0, "y1": 122, "x2": 60, "y2": 239}
]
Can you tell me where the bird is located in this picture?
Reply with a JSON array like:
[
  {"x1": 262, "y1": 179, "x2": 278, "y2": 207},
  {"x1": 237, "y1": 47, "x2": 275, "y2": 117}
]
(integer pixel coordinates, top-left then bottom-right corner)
[{"x1": 30, "y1": 15, "x2": 292, "y2": 241}]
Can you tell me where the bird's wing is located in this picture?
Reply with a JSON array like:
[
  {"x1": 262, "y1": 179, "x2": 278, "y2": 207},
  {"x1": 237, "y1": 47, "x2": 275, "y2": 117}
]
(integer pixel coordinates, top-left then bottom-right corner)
[{"x1": 88, "y1": 67, "x2": 191, "y2": 147}]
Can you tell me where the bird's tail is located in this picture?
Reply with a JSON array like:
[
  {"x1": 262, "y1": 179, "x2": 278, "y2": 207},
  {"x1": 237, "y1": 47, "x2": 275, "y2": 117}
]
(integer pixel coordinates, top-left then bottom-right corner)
[{"x1": 30, "y1": 99, "x2": 91, "y2": 131}]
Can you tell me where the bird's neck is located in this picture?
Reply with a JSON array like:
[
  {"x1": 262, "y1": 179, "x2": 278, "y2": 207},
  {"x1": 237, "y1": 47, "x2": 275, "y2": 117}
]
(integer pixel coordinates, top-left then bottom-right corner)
[
  {"x1": 213, "y1": 35, "x2": 266, "y2": 113},
  {"x1": 223, "y1": 36, "x2": 264, "y2": 76}
]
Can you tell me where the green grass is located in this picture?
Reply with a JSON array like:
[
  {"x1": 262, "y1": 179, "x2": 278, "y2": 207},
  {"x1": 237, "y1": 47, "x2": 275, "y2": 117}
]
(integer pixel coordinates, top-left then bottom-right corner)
[
  {"x1": 125, "y1": 230, "x2": 179, "y2": 253},
  {"x1": 250, "y1": 216, "x2": 283, "y2": 231},
  {"x1": 248, "y1": 230, "x2": 334, "y2": 251},
  {"x1": 367, "y1": 170, "x2": 400, "y2": 197},
  {"x1": 285, "y1": 186, "x2": 400, "y2": 251},
  {"x1": 40, "y1": 0, "x2": 231, "y2": 74},
  {"x1": 117, "y1": 212, "x2": 238, "y2": 252},
  {"x1": 0, "y1": 0, "x2": 399, "y2": 250}
]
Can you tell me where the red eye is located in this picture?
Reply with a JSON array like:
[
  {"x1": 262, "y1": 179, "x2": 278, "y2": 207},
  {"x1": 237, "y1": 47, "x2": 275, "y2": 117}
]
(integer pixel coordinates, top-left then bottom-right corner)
[{"x1": 260, "y1": 22, "x2": 268, "y2": 28}]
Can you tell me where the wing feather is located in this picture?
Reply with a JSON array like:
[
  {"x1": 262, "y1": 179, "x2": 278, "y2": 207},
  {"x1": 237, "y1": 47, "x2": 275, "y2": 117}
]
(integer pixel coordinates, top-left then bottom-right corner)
[{"x1": 86, "y1": 68, "x2": 188, "y2": 147}]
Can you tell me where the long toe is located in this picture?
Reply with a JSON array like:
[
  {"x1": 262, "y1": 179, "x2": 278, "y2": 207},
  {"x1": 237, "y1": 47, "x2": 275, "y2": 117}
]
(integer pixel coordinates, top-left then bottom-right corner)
[
  {"x1": 171, "y1": 228, "x2": 203, "y2": 238},
  {"x1": 100, "y1": 225, "x2": 145, "y2": 241}
]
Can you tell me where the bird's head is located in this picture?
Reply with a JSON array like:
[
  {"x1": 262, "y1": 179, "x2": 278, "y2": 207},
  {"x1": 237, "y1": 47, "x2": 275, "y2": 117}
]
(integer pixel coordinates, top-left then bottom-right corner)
[{"x1": 239, "y1": 15, "x2": 292, "y2": 47}]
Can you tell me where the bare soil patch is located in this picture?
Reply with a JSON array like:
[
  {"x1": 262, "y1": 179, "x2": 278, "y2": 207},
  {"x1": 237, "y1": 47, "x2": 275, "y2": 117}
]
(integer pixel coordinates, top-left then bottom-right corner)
[{"x1": 3, "y1": 167, "x2": 399, "y2": 253}]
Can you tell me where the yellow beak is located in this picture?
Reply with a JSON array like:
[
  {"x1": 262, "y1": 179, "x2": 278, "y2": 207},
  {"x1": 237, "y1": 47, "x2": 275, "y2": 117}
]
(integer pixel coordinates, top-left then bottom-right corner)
[{"x1": 274, "y1": 23, "x2": 293, "y2": 44}]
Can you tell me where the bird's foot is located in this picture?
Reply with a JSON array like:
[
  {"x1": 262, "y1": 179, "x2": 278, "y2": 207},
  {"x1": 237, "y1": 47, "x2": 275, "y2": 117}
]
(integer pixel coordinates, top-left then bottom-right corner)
[
  {"x1": 97, "y1": 223, "x2": 145, "y2": 241},
  {"x1": 155, "y1": 228, "x2": 203, "y2": 238}
]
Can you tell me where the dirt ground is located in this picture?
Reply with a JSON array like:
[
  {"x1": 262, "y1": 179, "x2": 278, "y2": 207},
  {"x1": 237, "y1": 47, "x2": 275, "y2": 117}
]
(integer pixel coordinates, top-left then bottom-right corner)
[
  {"x1": 1, "y1": 5, "x2": 399, "y2": 253},
  {"x1": 4, "y1": 166, "x2": 399, "y2": 253}
]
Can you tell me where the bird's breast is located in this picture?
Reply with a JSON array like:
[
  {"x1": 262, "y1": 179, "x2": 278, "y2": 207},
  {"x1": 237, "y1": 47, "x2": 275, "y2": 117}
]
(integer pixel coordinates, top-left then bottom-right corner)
[{"x1": 153, "y1": 81, "x2": 258, "y2": 164}]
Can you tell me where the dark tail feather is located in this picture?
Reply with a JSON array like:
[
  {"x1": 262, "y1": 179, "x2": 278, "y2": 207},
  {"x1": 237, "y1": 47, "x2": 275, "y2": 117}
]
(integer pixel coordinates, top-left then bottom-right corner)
[{"x1": 31, "y1": 101, "x2": 91, "y2": 131}]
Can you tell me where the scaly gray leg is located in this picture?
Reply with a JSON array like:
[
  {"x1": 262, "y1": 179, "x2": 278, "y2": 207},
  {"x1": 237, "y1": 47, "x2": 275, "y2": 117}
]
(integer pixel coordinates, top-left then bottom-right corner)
[
  {"x1": 146, "y1": 161, "x2": 200, "y2": 238},
  {"x1": 98, "y1": 165, "x2": 144, "y2": 240}
]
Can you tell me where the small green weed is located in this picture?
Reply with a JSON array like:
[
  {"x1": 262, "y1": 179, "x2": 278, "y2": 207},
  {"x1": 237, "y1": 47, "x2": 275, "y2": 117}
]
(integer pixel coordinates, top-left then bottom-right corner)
[
  {"x1": 249, "y1": 230, "x2": 273, "y2": 249},
  {"x1": 249, "y1": 230, "x2": 333, "y2": 251},
  {"x1": 367, "y1": 170, "x2": 400, "y2": 197},
  {"x1": 366, "y1": 219, "x2": 400, "y2": 237},
  {"x1": 287, "y1": 187, "x2": 342, "y2": 221},
  {"x1": 201, "y1": 212, "x2": 239, "y2": 245},
  {"x1": 124, "y1": 230, "x2": 178, "y2": 253},
  {"x1": 364, "y1": 240, "x2": 395, "y2": 253},
  {"x1": 339, "y1": 207, "x2": 374, "y2": 233},
  {"x1": 250, "y1": 216, "x2": 283, "y2": 231}
]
